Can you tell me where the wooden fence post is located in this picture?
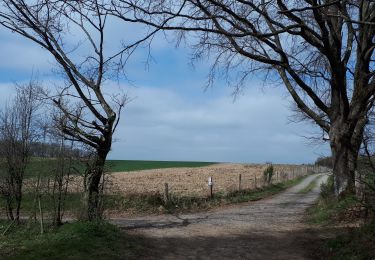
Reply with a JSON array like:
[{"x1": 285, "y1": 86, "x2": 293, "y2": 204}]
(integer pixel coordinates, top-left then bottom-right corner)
[
  {"x1": 239, "y1": 174, "x2": 242, "y2": 191},
  {"x1": 38, "y1": 195, "x2": 44, "y2": 235},
  {"x1": 208, "y1": 176, "x2": 213, "y2": 198},
  {"x1": 164, "y1": 183, "x2": 169, "y2": 204}
]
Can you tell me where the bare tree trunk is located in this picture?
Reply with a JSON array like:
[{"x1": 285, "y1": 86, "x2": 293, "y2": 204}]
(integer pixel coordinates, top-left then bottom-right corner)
[
  {"x1": 5, "y1": 178, "x2": 15, "y2": 221},
  {"x1": 55, "y1": 132, "x2": 64, "y2": 226},
  {"x1": 32, "y1": 171, "x2": 42, "y2": 223},
  {"x1": 53, "y1": 158, "x2": 64, "y2": 226},
  {"x1": 331, "y1": 144, "x2": 355, "y2": 196},
  {"x1": 6, "y1": 196, "x2": 14, "y2": 221},
  {"x1": 53, "y1": 174, "x2": 64, "y2": 226},
  {"x1": 38, "y1": 194, "x2": 44, "y2": 235},
  {"x1": 86, "y1": 149, "x2": 109, "y2": 221},
  {"x1": 330, "y1": 120, "x2": 363, "y2": 197},
  {"x1": 15, "y1": 178, "x2": 23, "y2": 221}
]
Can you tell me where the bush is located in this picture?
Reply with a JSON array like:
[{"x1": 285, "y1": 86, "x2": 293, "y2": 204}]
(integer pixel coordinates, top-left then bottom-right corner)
[
  {"x1": 320, "y1": 175, "x2": 334, "y2": 200},
  {"x1": 263, "y1": 164, "x2": 274, "y2": 184}
]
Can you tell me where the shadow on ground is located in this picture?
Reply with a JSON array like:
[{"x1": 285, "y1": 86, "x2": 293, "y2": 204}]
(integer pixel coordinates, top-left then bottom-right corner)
[{"x1": 130, "y1": 227, "x2": 343, "y2": 260}]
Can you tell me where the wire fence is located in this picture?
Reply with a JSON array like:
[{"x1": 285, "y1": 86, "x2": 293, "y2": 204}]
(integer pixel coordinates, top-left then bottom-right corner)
[{"x1": 108, "y1": 164, "x2": 330, "y2": 199}]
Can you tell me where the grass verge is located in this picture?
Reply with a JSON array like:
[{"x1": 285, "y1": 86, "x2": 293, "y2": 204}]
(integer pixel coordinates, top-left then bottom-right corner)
[
  {"x1": 306, "y1": 194, "x2": 359, "y2": 225},
  {"x1": 306, "y1": 175, "x2": 375, "y2": 259},
  {"x1": 306, "y1": 176, "x2": 360, "y2": 225},
  {"x1": 324, "y1": 223, "x2": 375, "y2": 260},
  {"x1": 0, "y1": 220, "x2": 142, "y2": 259}
]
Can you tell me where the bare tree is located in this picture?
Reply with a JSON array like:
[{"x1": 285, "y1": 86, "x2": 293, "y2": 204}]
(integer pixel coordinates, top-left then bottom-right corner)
[
  {"x1": 46, "y1": 121, "x2": 74, "y2": 226},
  {"x1": 0, "y1": 81, "x2": 42, "y2": 221},
  {"x1": 108, "y1": 0, "x2": 375, "y2": 196},
  {"x1": 0, "y1": 0, "x2": 154, "y2": 219}
]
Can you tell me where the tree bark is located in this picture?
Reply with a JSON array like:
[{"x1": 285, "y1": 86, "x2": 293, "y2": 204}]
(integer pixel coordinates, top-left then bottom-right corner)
[
  {"x1": 331, "y1": 142, "x2": 355, "y2": 196},
  {"x1": 330, "y1": 120, "x2": 363, "y2": 197},
  {"x1": 86, "y1": 146, "x2": 110, "y2": 221},
  {"x1": 6, "y1": 196, "x2": 14, "y2": 221},
  {"x1": 15, "y1": 178, "x2": 22, "y2": 221}
]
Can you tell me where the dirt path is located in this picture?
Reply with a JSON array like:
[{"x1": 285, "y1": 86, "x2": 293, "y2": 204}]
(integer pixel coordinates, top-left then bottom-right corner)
[{"x1": 112, "y1": 174, "x2": 328, "y2": 260}]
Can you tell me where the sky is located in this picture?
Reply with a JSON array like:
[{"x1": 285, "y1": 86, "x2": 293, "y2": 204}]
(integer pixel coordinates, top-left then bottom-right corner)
[{"x1": 0, "y1": 16, "x2": 330, "y2": 164}]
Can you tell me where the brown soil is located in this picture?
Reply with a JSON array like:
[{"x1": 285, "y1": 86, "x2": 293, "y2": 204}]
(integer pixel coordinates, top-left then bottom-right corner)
[
  {"x1": 35, "y1": 163, "x2": 313, "y2": 197},
  {"x1": 107, "y1": 163, "x2": 311, "y2": 197},
  {"x1": 112, "y1": 173, "x2": 329, "y2": 260}
]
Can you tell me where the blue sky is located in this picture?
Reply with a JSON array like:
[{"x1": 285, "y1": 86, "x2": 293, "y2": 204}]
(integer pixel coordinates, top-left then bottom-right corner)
[{"x1": 0, "y1": 22, "x2": 330, "y2": 164}]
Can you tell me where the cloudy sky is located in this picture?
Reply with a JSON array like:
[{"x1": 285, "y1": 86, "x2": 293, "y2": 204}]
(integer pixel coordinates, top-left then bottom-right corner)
[{"x1": 0, "y1": 18, "x2": 330, "y2": 164}]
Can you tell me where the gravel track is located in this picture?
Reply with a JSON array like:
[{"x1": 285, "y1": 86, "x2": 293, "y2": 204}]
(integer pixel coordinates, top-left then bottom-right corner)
[{"x1": 112, "y1": 173, "x2": 328, "y2": 260}]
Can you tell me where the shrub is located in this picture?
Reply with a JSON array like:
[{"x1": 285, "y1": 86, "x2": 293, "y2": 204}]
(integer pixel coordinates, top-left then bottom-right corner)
[
  {"x1": 320, "y1": 175, "x2": 334, "y2": 200},
  {"x1": 263, "y1": 164, "x2": 274, "y2": 184}
]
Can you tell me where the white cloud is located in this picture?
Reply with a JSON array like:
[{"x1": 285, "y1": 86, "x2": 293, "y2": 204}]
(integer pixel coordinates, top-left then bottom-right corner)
[
  {"x1": 0, "y1": 19, "x2": 330, "y2": 164},
  {"x1": 110, "y1": 86, "x2": 330, "y2": 163},
  {"x1": 0, "y1": 30, "x2": 53, "y2": 72},
  {"x1": 0, "y1": 79, "x2": 330, "y2": 163}
]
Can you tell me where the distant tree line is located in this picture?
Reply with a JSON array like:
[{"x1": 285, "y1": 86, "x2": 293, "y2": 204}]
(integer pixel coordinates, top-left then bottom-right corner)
[
  {"x1": 28, "y1": 142, "x2": 89, "y2": 159},
  {"x1": 0, "y1": 141, "x2": 89, "y2": 160},
  {"x1": 315, "y1": 156, "x2": 333, "y2": 169}
]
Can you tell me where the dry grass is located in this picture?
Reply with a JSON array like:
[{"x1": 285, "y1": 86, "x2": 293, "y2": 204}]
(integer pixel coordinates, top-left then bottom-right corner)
[
  {"x1": 107, "y1": 163, "x2": 310, "y2": 197},
  {"x1": 22, "y1": 163, "x2": 314, "y2": 198}
]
